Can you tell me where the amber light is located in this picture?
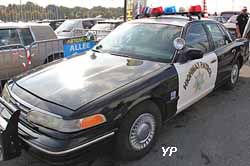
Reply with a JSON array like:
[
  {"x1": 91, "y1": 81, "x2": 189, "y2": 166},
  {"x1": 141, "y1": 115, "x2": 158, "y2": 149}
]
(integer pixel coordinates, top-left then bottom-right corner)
[{"x1": 80, "y1": 114, "x2": 106, "y2": 129}]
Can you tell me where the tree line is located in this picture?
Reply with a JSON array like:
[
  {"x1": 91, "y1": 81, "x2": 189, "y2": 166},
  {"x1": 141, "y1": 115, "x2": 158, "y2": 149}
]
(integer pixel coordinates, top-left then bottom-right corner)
[{"x1": 0, "y1": 1, "x2": 124, "y2": 22}]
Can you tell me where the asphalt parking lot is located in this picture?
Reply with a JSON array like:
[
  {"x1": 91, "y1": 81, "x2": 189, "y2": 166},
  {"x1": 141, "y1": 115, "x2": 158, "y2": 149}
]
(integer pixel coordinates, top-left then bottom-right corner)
[{"x1": 2, "y1": 63, "x2": 250, "y2": 166}]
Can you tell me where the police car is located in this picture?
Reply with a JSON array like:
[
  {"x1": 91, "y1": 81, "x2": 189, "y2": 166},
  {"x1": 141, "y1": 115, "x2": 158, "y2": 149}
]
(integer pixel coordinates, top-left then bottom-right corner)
[{"x1": 0, "y1": 5, "x2": 249, "y2": 163}]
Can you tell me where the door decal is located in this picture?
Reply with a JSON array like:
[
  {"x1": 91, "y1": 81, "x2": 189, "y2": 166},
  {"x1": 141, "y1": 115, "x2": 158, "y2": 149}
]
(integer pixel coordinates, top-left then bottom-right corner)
[
  {"x1": 183, "y1": 62, "x2": 212, "y2": 90},
  {"x1": 174, "y1": 52, "x2": 218, "y2": 114}
]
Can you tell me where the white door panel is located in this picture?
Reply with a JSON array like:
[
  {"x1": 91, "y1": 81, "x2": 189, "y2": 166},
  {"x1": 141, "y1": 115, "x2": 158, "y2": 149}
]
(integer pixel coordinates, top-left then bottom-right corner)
[{"x1": 174, "y1": 52, "x2": 218, "y2": 114}]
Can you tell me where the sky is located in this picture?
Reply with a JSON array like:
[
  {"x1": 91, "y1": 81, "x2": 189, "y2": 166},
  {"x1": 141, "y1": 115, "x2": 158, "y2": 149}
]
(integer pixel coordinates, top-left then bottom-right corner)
[{"x1": 1, "y1": 0, "x2": 250, "y2": 12}]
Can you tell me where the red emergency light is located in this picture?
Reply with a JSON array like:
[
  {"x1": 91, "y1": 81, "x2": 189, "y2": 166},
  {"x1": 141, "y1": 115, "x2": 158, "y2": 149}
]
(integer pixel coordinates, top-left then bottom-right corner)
[
  {"x1": 189, "y1": 5, "x2": 202, "y2": 13},
  {"x1": 150, "y1": 7, "x2": 163, "y2": 16}
]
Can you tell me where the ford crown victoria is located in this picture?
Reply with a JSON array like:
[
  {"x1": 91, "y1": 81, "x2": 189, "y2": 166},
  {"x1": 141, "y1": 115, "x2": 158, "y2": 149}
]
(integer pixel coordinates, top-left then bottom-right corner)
[{"x1": 0, "y1": 12, "x2": 249, "y2": 163}]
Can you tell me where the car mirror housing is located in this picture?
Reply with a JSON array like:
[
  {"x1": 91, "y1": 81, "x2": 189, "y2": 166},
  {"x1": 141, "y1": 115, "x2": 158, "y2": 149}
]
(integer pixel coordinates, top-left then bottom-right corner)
[{"x1": 178, "y1": 47, "x2": 203, "y2": 63}]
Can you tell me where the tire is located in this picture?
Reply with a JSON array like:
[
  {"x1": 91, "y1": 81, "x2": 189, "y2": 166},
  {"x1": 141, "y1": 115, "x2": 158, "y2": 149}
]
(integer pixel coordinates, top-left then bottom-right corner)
[
  {"x1": 224, "y1": 60, "x2": 240, "y2": 90},
  {"x1": 115, "y1": 101, "x2": 162, "y2": 161},
  {"x1": 44, "y1": 53, "x2": 64, "y2": 64}
]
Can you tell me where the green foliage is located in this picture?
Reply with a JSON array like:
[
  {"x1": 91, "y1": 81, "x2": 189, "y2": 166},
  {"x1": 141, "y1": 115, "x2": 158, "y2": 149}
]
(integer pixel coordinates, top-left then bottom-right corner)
[{"x1": 0, "y1": 1, "x2": 124, "y2": 22}]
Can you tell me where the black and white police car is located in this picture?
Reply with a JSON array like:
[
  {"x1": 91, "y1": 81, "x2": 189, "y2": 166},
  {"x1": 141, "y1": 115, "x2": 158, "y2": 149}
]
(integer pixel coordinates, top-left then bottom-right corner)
[{"x1": 0, "y1": 5, "x2": 249, "y2": 163}]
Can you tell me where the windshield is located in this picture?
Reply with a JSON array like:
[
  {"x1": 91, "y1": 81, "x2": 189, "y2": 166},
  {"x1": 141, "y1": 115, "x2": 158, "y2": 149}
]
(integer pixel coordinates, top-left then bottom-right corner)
[
  {"x1": 91, "y1": 23, "x2": 112, "y2": 30},
  {"x1": 55, "y1": 20, "x2": 78, "y2": 33},
  {"x1": 96, "y1": 23, "x2": 182, "y2": 62},
  {"x1": 0, "y1": 29, "x2": 21, "y2": 46}
]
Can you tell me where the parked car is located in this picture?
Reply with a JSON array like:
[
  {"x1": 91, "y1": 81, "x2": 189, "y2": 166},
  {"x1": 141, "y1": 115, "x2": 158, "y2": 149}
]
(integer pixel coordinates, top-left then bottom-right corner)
[
  {"x1": 55, "y1": 18, "x2": 104, "y2": 38},
  {"x1": 221, "y1": 11, "x2": 240, "y2": 21},
  {"x1": 0, "y1": 22, "x2": 63, "y2": 82},
  {"x1": 208, "y1": 16, "x2": 227, "y2": 23},
  {"x1": 87, "y1": 20, "x2": 124, "y2": 41},
  {"x1": 224, "y1": 15, "x2": 237, "y2": 38},
  {"x1": 0, "y1": 12, "x2": 249, "y2": 164},
  {"x1": 37, "y1": 19, "x2": 66, "y2": 30}
]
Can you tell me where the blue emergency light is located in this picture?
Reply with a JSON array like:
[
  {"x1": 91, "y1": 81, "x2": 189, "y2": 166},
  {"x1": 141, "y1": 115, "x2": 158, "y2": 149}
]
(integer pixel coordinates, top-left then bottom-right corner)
[{"x1": 164, "y1": 6, "x2": 177, "y2": 14}]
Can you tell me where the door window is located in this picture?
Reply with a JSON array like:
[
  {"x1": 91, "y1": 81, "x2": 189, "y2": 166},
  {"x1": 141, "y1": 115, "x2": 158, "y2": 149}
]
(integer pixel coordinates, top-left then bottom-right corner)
[
  {"x1": 18, "y1": 28, "x2": 34, "y2": 46},
  {"x1": 82, "y1": 21, "x2": 94, "y2": 29},
  {"x1": 0, "y1": 29, "x2": 21, "y2": 46},
  {"x1": 205, "y1": 23, "x2": 226, "y2": 49},
  {"x1": 185, "y1": 24, "x2": 210, "y2": 53}
]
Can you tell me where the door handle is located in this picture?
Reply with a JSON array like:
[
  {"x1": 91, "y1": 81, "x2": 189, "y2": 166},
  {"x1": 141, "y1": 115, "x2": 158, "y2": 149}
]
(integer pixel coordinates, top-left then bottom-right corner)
[{"x1": 210, "y1": 59, "x2": 217, "y2": 64}]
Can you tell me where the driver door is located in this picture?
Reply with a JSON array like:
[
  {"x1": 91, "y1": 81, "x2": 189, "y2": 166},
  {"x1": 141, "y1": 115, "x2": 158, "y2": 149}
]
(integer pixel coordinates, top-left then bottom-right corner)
[
  {"x1": 243, "y1": 18, "x2": 250, "y2": 39},
  {"x1": 174, "y1": 23, "x2": 218, "y2": 113}
]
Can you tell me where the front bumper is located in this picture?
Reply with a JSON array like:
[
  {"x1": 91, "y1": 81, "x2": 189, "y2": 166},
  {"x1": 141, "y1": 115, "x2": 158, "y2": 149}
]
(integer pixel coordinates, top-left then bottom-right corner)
[
  {"x1": 0, "y1": 97, "x2": 115, "y2": 162},
  {"x1": 0, "y1": 97, "x2": 21, "y2": 161}
]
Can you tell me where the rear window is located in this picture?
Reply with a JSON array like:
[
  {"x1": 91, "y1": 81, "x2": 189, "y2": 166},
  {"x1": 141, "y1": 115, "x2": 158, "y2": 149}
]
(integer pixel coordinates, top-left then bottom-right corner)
[
  {"x1": 18, "y1": 28, "x2": 34, "y2": 46},
  {"x1": 55, "y1": 20, "x2": 78, "y2": 32},
  {"x1": 0, "y1": 29, "x2": 21, "y2": 46},
  {"x1": 31, "y1": 26, "x2": 57, "y2": 40},
  {"x1": 91, "y1": 23, "x2": 112, "y2": 30}
]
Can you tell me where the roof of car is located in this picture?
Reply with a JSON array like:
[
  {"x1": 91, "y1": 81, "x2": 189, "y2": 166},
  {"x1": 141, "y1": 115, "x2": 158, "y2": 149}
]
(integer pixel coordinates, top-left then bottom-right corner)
[
  {"x1": 65, "y1": 18, "x2": 105, "y2": 22},
  {"x1": 97, "y1": 19, "x2": 124, "y2": 24},
  {"x1": 208, "y1": 16, "x2": 225, "y2": 18},
  {"x1": 0, "y1": 22, "x2": 51, "y2": 29},
  {"x1": 129, "y1": 15, "x2": 217, "y2": 27}
]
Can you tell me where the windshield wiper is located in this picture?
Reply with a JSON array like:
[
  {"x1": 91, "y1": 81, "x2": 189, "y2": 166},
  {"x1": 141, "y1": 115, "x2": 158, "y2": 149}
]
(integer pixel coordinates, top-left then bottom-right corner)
[
  {"x1": 110, "y1": 52, "x2": 129, "y2": 58},
  {"x1": 62, "y1": 30, "x2": 71, "y2": 32},
  {"x1": 92, "y1": 49, "x2": 101, "y2": 53}
]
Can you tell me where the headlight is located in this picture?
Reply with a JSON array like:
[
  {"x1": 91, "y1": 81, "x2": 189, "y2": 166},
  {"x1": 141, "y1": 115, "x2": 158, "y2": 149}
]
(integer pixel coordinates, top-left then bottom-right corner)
[
  {"x1": 1, "y1": 84, "x2": 11, "y2": 103},
  {"x1": 27, "y1": 111, "x2": 106, "y2": 133}
]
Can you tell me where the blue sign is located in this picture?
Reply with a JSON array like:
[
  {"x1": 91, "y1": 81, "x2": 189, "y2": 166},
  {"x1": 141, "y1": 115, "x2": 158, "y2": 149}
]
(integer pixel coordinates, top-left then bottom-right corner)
[{"x1": 63, "y1": 36, "x2": 96, "y2": 57}]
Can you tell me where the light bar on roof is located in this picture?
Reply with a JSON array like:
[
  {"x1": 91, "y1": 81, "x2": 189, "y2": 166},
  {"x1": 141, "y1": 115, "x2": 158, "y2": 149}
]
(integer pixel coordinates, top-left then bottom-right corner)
[{"x1": 138, "y1": 5, "x2": 202, "y2": 19}]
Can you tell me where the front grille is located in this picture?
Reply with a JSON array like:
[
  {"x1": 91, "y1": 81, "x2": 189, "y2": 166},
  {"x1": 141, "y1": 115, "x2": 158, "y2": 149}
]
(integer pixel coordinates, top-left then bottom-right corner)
[{"x1": 8, "y1": 95, "x2": 38, "y2": 131}]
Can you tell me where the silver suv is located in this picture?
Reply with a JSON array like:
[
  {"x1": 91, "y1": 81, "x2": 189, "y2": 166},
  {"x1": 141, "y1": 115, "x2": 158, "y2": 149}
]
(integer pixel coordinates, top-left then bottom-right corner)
[
  {"x1": 55, "y1": 18, "x2": 104, "y2": 38},
  {"x1": 0, "y1": 22, "x2": 63, "y2": 81}
]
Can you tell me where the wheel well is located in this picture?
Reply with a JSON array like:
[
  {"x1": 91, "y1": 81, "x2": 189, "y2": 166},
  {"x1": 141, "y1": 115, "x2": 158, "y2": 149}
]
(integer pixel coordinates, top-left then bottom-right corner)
[
  {"x1": 151, "y1": 98, "x2": 167, "y2": 120},
  {"x1": 127, "y1": 98, "x2": 167, "y2": 122}
]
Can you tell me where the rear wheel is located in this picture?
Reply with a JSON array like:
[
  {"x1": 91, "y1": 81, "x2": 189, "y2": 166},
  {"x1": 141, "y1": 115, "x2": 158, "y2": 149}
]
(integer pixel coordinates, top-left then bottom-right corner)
[
  {"x1": 44, "y1": 53, "x2": 64, "y2": 64},
  {"x1": 224, "y1": 60, "x2": 240, "y2": 90},
  {"x1": 115, "y1": 101, "x2": 162, "y2": 161}
]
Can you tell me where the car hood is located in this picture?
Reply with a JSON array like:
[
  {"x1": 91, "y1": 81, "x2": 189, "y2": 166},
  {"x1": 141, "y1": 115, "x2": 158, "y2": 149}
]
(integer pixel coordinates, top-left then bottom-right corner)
[
  {"x1": 224, "y1": 22, "x2": 236, "y2": 29},
  {"x1": 16, "y1": 52, "x2": 166, "y2": 110}
]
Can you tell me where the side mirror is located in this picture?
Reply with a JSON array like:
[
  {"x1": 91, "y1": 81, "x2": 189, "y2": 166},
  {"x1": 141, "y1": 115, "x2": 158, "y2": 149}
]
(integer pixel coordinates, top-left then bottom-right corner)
[
  {"x1": 179, "y1": 47, "x2": 203, "y2": 63},
  {"x1": 173, "y1": 37, "x2": 186, "y2": 50},
  {"x1": 173, "y1": 38, "x2": 203, "y2": 63}
]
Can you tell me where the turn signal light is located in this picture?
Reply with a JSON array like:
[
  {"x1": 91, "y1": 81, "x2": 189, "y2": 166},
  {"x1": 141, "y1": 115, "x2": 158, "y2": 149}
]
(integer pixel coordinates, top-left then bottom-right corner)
[{"x1": 80, "y1": 114, "x2": 106, "y2": 129}]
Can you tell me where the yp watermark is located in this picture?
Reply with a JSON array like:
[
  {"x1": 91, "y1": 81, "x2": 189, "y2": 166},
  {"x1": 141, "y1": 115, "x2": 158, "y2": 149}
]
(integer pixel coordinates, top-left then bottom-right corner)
[{"x1": 162, "y1": 146, "x2": 178, "y2": 157}]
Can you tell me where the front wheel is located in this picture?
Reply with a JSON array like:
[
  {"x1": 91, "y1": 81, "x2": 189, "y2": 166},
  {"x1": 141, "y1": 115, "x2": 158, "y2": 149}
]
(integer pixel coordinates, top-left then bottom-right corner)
[
  {"x1": 224, "y1": 61, "x2": 240, "y2": 90},
  {"x1": 115, "y1": 101, "x2": 162, "y2": 161}
]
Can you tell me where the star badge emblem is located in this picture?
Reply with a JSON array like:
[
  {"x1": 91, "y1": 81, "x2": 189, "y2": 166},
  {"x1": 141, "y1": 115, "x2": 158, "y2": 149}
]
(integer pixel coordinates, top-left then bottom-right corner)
[{"x1": 193, "y1": 71, "x2": 205, "y2": 92}]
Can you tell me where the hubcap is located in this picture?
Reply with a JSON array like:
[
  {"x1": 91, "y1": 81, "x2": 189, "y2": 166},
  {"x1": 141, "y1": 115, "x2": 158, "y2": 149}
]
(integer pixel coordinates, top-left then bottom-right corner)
[
  {"x1": 129, "y1": 113, "x2": 156, "y2": 151},
  {"x1": 231, "y1": 64, "x2": 239, "y2": 84}
]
